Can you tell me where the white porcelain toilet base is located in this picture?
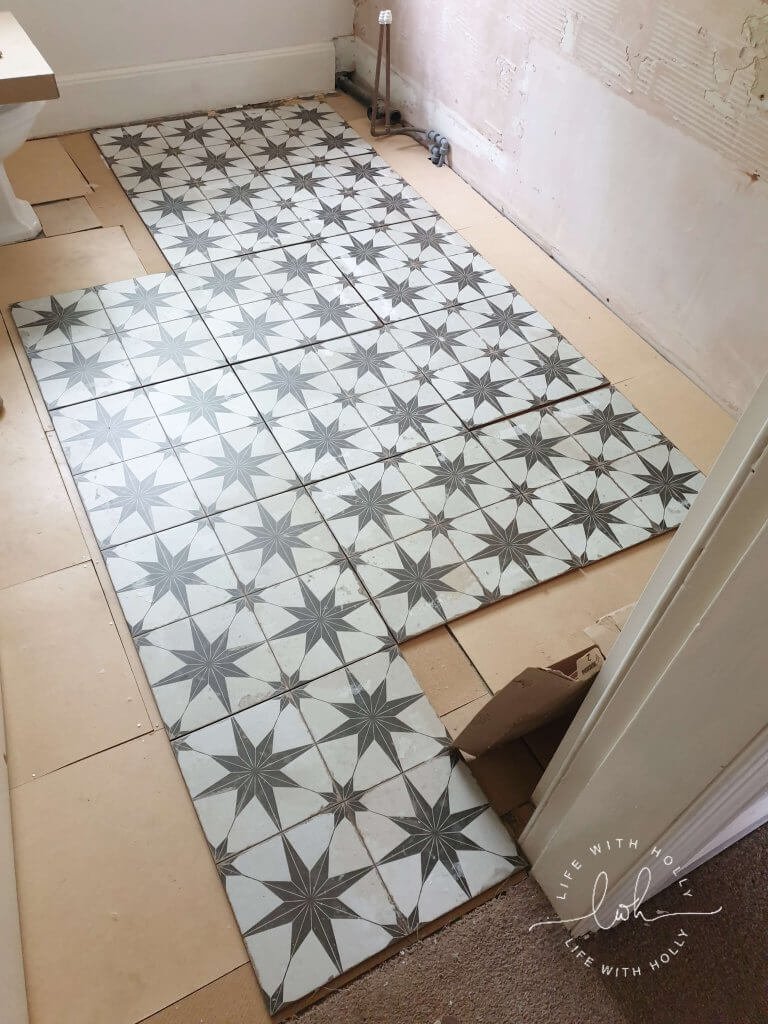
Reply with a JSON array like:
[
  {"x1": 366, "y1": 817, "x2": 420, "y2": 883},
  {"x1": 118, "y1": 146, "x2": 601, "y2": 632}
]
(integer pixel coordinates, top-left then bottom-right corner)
[{"x1": 0, "y1": 165, "x2": 41, "y2": 244}]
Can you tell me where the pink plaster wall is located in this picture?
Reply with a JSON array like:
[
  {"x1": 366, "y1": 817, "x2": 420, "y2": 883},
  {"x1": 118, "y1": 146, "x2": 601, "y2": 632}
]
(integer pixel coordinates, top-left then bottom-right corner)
[{"x1": 352, "y1": 0, "x2": 768, "y2": 415}]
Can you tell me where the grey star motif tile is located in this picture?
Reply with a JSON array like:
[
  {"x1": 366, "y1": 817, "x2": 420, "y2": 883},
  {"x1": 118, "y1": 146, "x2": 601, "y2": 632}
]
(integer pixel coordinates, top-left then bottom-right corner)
[
  {"x1": 152, "y1": 216, "x2": 242, "y2": 268},
  {"x1": 146, "y1": 366, "x2": 259, "y2": 445},
  {"x1": 75, "y1": 449, "x2": 203, "y2": 548},
  {"x1": 432, "y1": 354, "x2": 536, "y2": 427},
  {"x1": 532, "y1": 469, "x2": 654, "y2": 561},
  {"x1": 51, "y1": 389, "x2": 169, "y2": 473},
  {"x1": 224, "y1": 813, "x2": 397, "y2": 1012},
  {"x1": 179, "y1": 142, "x2": 254, "y2": 184},
  {"x1": 203, "y1": 175, "x2": 279, "y2": 216},
  {"x1": 316, "y1": 328, "x2": 417, "y2": 396},
  {"x1": 447, "y1": 498, "x2": 573, "y2": 600},
  {"x1": 157, "y1": 115, "x2": 231, "y2": 151},
  {"x1": 300, "y1": 650, "x2": 449, "y2": 792},
  {"x1": 217, "y1": 105, "x2": 284, "y2": 140},
  {"x1": 320, "y1": 227, "x2": 406, "y2": 278},
  {"x1": 476, "y1": 407, "x2": 592, "y2": 490},
  {"x1": 398, "y1": 435, "x2": 512, "y2": 519},
  {"x1": 97, "y1": 274, "x2": 196, "y2": 330},
  {"x1": 262, "y1": 162, "x2": 336, "y2": 202},
  {"x1": 173, "y1": 700, "x2": 332, "y2": 856},
  {"x1": 285, "y1": 283, "x2": 381, "y2": 342},
  {"x1": 551, "y1": 386, "x2": 665, "y2": 462},
  {"x1": 234, "y1": 349, "x2": 339, "y2": 421},
  {"x1": 227, "y1": 201, "x2": 308, "y2": 253},
  {"x1": 29, "y1": 336, "x2": 139, "y2": 409},
  {"x1": 110, "y1": 151, "x2": 189, "y2": 195},
  {"x1": 354, "y1": 268, "x2": 448, "y2": 324},
  {"x1": 92, "y1": 122, "x2": 165, "y2": 160},
  {"x1": 132, "y1": 184, "x2": 214, "y2": 230},
  {"x1": 176, "y1": 255, "x2": 266, "y2": 314},
  {"x1": 12, "y1": 289, "x2": 113, "y2": 351},
  {"x1": 460, "y1": 291, "x2": 557, "y2": 349},
  {"x1": 610, "y1": 444, "x2": 704, "y2": 528},
  {"x1": 364, "y1": 187, "x2": 436, "y2": 229},
  {"x1": 240, "y1": 131, "x2": 315, "y2": 170},
  {"x1": 177, "y1": 423, "x2": 299, "y2": 513},
  {"x1": 291, "y1": 194, "x2": 370, "y2": 239},
  {"x1": 251, "y1": 242, "x2": 346, "y2": 295},
  {"x1": 269, "y1": 402, "x2": 384, "y2": 484},
  {"x1": 353, "y1": 531, "x2": 484, "y2": 640},
  {"x1": 324, "y1": 152, "x2": 406, "y2": 191},
  {"x1": 309, "y1": 461, "x2": 430, "y2": 555},
  {"x1": 424, "y1": 251, "x2": 510, "y2": 304},
  {"x1": 211, "y1": 490, "x2": 342, "y2": 591},
  {"x1": 387, "y1": 215, "x2": 472, "y2": 260},
  {"x1": 387, "y1": 309, "x2": 499, "y2": 373},
  {"x1": 354, "y1": 754, "x2": 523, "y2": 928},
  {"x1": 106, "y1": 518, "x2": 237, "y2": 634},
  {"x1": 120, "y1": 316, "x2": 226, "y2": 384},
  {"x1": 513, "y1": 335, "x2": 606, "y2": 404},
  {"x1": 279, "y1": 100, "x2": 345, "y2": 131},
  {"x1": 252, "y1": 563, "x2": 391, "y2": 685},
  {"x1": 357, "y1": 379, "x2": 463, "y2": 455},
  {"x1": 138, "y1": 600, "x2": 283, "y2": 735},
  {"x1": 202, "y1": 298, "x2": 306, "y2": 362}
]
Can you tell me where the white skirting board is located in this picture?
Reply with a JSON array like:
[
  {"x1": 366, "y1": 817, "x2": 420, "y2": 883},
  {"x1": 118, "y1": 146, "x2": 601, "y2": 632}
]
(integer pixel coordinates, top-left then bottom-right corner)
[{"x1": 33, "y1": 42, "x2": 336, "y2": 136}]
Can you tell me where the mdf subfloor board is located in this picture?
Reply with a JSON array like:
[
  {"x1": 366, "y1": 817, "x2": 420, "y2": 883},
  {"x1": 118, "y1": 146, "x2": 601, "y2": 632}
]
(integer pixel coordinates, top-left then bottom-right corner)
[
  {"x1": 36, "y1": 196, "x2": 100, "y2": 236},
  {"x1": 5, "y1": 137, "x2": 89, "y2": 204}
]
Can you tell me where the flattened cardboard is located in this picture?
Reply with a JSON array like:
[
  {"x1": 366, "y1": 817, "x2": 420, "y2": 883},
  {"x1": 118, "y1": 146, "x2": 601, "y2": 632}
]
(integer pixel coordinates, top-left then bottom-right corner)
[
  {"x1": 0, "y1": 12, "x2": 58, "y2": 104},
  {"x1": 455, "y1": 646, "x2": 603, "y2": 756}
]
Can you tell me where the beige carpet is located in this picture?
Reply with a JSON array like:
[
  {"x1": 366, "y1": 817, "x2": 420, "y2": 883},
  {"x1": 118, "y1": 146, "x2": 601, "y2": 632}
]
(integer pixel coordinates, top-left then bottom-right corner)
[{"x1": 299, "y1": 824, "x2": 767, "y2": 1024}]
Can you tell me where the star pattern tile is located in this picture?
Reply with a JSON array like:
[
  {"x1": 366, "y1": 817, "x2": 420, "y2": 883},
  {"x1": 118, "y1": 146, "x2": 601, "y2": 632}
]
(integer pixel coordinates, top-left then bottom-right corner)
[{"x1": 5, "y1": 97, "x2": 700, "y2": 1014}]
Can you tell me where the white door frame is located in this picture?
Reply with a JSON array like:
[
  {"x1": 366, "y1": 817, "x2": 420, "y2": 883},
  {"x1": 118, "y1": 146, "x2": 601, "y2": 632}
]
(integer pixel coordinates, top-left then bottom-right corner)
[{"x1": 519, "y1": 372, "x2": 768, "y2": 928}]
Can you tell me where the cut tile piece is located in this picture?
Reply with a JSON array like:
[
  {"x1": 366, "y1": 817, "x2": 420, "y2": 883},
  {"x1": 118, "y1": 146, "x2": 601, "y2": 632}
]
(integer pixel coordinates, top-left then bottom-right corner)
[
  {"x1": 552, "y1": 386, "x2": 664, "y2": 463},
  {"x1": 177, "y1": 422, "x2": 299, "y2": 513},
  {"x1": 355, "y1": 753, "x2": 523, "y2": 928},
  {"x1": 300, "y1": 649, "x2": 449, "y2": 793},
  {"x1": 398, "y1": 434, "x2": 512, "y2": 521},
  {"x1": 253, "y1": 563, "x2": 392, "y2": 686},
  {"x1": 174, "y1": 701, "x2": 332, "y2": 856},
  {"x1": 476, "y1": 407, "x2": 591, "y2": 493},
  {"x1": 513, "y1": 335, "x2": 606, "y2": 404},
  {"x1": 235, "y1": 348, "x2": 339, "y2": 421},
  {"x1": 138, "y1": 600, "x2": 283, "y2": 736},
  {"x1": 269, "y1": 401, "x2": 384, "y2": 483},
  {"x1": 98, "y1": 273, "x2": 196, "y2": 330},
  {"x1": 610, "y1": 443, "x2": 704, "y2": 529},
  {"x1": 354, "y1": 532, "x2": 484, "y2": 641},
  {"x1": 120, "y1": 316, "x2": 226, "y2": 384},
  {"x1": 51, "y1": 389, "x2": 169, "y2": 473},
  {"x1": 28, "y1": 335, "x2": 138, "y2": 409},
  {"x1": 533, "y1": 470, "x2": 654, "y2": 563},
  {"x1": 447, "y1": 498, "x2": 573, "y2": 600},
  {"x1": 432, "y1": 354, "x2": 535, "y2": 428},
  {"x1": 225, "y1": 813, "x2": 397, "y2": 1013},
  {"x1": 211, "y1": 490, "x2": 342, "y2": 591},
  {"x1": 106, "y1": 519, "x2": 238, "y2": 635},
  {"x1": 359, "y1": 379, "x2": 463, "y2": 455},
  {"x1": 146, "y1": 366, "x2": 259, "y2": 445},
  {"x1": 12, "y1": 288, "x2": 112, "y2": 352},
  {"x1": 309, "y1": 460, "x2": 429, "y2": 554},
  {"x1": 75, "y1": 449, "x2": 203, "y2": 548}
]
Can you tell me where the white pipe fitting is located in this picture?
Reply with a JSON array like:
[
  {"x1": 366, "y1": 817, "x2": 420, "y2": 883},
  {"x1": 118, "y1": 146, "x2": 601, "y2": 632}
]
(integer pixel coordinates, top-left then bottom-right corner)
[{"x1": 379, "y1": 10, "x2": 393, "y2": 25}]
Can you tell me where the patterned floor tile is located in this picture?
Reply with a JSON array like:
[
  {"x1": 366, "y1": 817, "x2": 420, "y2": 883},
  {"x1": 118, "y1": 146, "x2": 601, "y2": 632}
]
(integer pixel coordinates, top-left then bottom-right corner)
[
  {"x1": 226, "y1": 200, "x2": 308, "y2": 253},
  {"x1": 475, "y1": 407, "x2": 592, "y2": 493},
  {"x1": 177, "y1": 422, "x2": 299, "y2": 513},
  {"x1": 269, "y1": 402, "x2": 384, "y2": 483},
  {"x1": 252, "y1": 242, "x2": 347, "y2": 295},
  {"x1": 513, "y1": 335, "x2": 606, "y2": 405},
  {"x1": 364, "y1": 188, "x2": 436, "y2": 231},
  {"x1": 354, "y1": 753, "x2": 524, "y2": 928},
  {"x1": 316, "y1": 329, "x2": 417, "y2": 396},
  {"x1": 51, "y1": 390, "x2": 169, "y2": 473},
  {"x1": 152, "y1": 216, "x2": 243, "y2": 268},
  {"x1": 387, "y1": 215, "x2": 472, "y2": 261},
  {"x1": 92, "y1": 122, "x2": 165, "y2": 161},
  {"x1": 353, "y1": 531, "x2": 484, "y2": 640},
  {"x1": 235, "y1": 349, "x2": 339, "y2": 421},
  {"x1": 211, "y1": 490, "x2": 342, "y2": 591},
  {"x1": 146, "y1": 366, "x2": 259, "y2": 445},
  {"x1": 387, "y1": 308, "x2": 502, "y2": 372},
  {"x1": 309, "y1": 461, "x2": 430, "y2": 555},
  {"x1": 398, "y1": 434, "x2": 512, "y2": 520},
  {"x1": 28, "y1": 336, "x2": 139, "y2": 409},
  {"x1": 285, "y1": 283, "x2": 381, "y2": 342},
  {"x1": 106, "y1": 518, "x2": 237, "y2": 634},
  {"x1": 252, "y1": 564, "x2": 392, "y2": 685},
  {"x1": 12, "y1": 289, "x2": 112, "y2": 352},
  {"x1": 177, "y1": 255, "x2": 268, "y2": 314},
  {"x1": 291, "y1": 194, "x2": 370, "y2": 239},
  {"x1": 354, "y1": 268, "x2": 448, "y2": 324},
  {"x1": 132, "y1": 184, "x2": 215, "y2": 231},
  {"x1": 97, "y1": 273, "x2": 197, "y2": 330},
  {"x1": 425, "y1": 251, "x2": 510, "y2": 305},
  {"x1": 75, "y1": 449, "x2": 203, "y2": 548},
  {"x1": 459, "y1": 290, "x2": 558, "y2": 349},
  {"x1": 322, "y1": 152, "x2": 406, "y2": 191},
  {"x1": 432, "y1": 354, "x2": 536, "y2": 427},
  {"x1": 174, "y1": 700, "x2": 332, "y2": 856},
  {"x1": 357, "y1": 379, "x2": 463, "y2": 455},
  {"x1": 218, "y1": 106, "x2": 284, "y2": 142},
  {"x1": 224, "y1": 813, "x2": 397, "y2": 1013},
  {"x1": 179, "y1": 142, "x2": 254, "y2": 184},
  {"x1": 551, "y1": 386, "x2": 665, "y2": 463},
  {"x1": 533, "y1": 469, "x2": 654, "y2": 563},
  {"x1": 610, "y1": 443, "x2": 704, "y2": 530},
  {"x1": 138, "y1": 600, "x2": 283, "y2": 735},
  {"x1": 110, "y1": 151, "x2": 189, "y2": 195},
  {"x1": 120, "y1": 316, "x2": 226, "y2": 384},
  {"x1": 300, "y1": 649, "x2": 449, "y2": 792},
  {"x1": 203, "y1": 175, "x2": 279, "y2": 216},
  {"x1": 157, "y1": 114, "x2": 232, "y2": 151},
  {"x1": 447, "y1": 498, "x2": 574, "y2": 600},
  {"x1": 202, "y1": 299, "x2": 308, "y2": 362},
  {"x1": 320, "y1": 227, "x2": 407, "y2": 278}
]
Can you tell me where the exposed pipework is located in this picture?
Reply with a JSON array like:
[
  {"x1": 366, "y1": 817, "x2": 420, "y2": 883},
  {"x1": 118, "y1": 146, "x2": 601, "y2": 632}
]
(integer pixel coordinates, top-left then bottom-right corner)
[{"x1": 336, "y1": 9, "x2": 451, "y2": 167}]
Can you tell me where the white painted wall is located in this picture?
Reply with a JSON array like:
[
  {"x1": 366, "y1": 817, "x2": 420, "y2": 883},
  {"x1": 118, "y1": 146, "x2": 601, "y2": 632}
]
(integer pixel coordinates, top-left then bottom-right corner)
[
  {"x1": 12, "y1": 1, "x2": 353, "y2": 132},
  {"x1": 353, "y1": 0, "x2": 768, "y2": 415}
]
